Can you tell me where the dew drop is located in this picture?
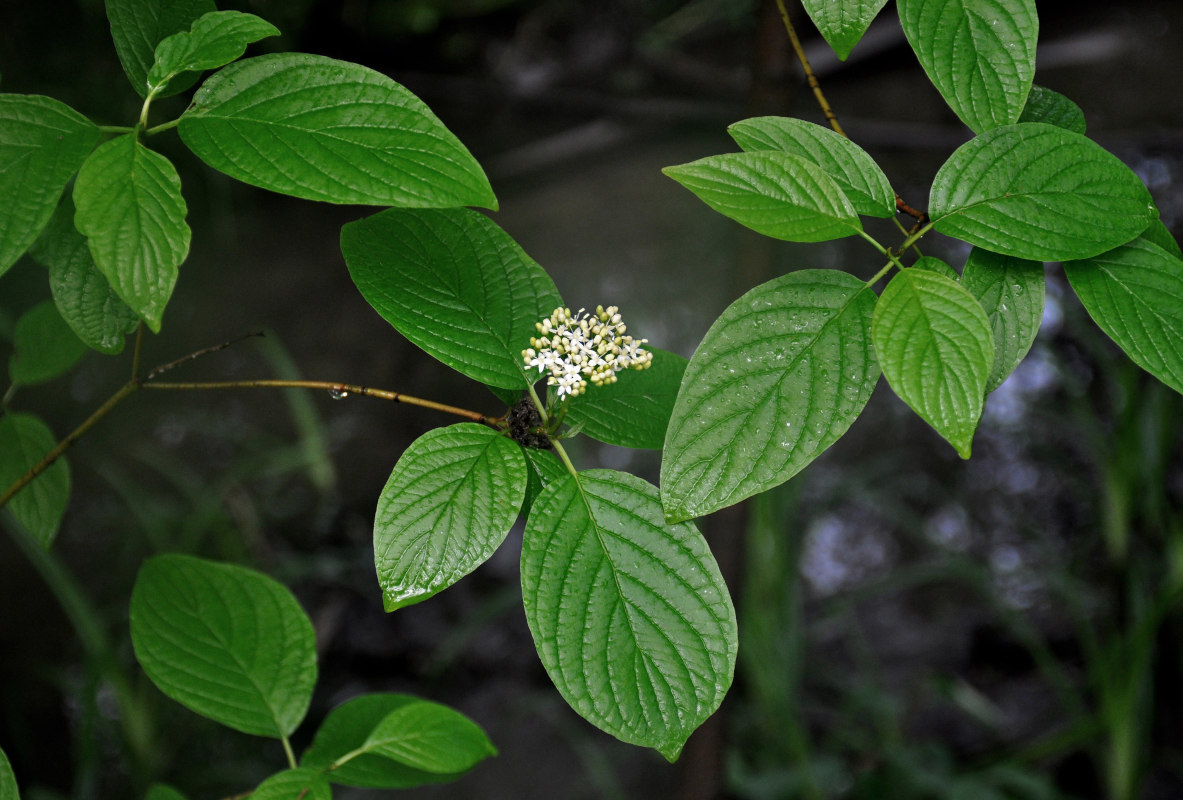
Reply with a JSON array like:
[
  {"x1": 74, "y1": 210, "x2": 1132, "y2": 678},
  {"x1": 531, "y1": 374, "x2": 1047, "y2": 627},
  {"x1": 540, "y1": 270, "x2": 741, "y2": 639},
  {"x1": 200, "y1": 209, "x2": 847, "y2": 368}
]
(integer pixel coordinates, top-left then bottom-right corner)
[{"x1": 329, "y1": 388, "x2": 349, "y2": 400}]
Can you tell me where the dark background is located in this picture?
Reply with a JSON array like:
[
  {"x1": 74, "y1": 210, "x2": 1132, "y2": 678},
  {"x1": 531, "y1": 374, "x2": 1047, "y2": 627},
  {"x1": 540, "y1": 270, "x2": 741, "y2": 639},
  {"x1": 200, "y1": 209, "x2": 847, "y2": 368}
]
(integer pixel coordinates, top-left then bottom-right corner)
[{"x1": 1, "y1": 1, "x2": 1182, "y2": 798}]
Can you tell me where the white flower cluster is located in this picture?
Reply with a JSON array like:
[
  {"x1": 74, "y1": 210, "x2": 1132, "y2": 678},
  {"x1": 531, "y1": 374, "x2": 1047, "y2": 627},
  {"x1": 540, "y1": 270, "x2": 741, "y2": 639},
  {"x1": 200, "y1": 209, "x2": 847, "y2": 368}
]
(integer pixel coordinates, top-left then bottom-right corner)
[{"x1": 522, "y1": 305, "x2": 653, "y2": 397}]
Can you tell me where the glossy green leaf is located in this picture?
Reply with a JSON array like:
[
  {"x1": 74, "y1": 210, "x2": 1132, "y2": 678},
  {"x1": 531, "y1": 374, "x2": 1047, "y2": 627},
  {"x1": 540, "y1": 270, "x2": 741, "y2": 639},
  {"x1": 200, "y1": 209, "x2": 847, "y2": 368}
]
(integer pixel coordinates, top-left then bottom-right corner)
[
  {"x1": 898, "y1": 0, "x2": 1037, "y2": 133},
  {"x1": 1063, "y1": 238, "x2": 1183, "y2": 395},
  {"x1": 249, "y1": 768, "x2": 330, "y2": 800},
  {"x1": 522, "y1": 469, "x2": 737, "y2": 761},
  {"x1": 374, "y1": 423, "x2": 526, "y2": 612},
  {"x1": 522, "y1": 447, "x2": 566, "y2": 518},
  {"x1": 728, "y1": 116, "x2": 894, "y2": 217},
  {"x1": 73, "y1": 135, "x2": 190, "y2": 332},
  {"x1": 801, "y1": 0, "x2": 890, "y2": 60},
  {"x1": 9, "y1": 300, "x2": 87, "y2": 386},
  {"x1": 962, "y1": 247, "x2": 1044, "y2": 392},
  {"x1": 0, "y1": 745, "x2": 17, "y2": 800},
  {"x1": 144, "y1": 785, "x2": 187, "y2": 800},
  {"x1": 1141, "y1": 219, "x2": 1182, "y2": 260},
  {"x1": 147, "y1": 11, "x2": 278, "y2": 92},
  {"x1": 661, "y1": 270, "x2": 878, "y2": 522},
  {"x1": 872, "y1": 269, "x2": 994, "y2": 457},
  {"x1": 301, "y1": 694, "x2": 468, "y2": 788},
  {"x1": 179, "y1": 53, "x2": 496, "y2": 208},
  {"x1": 930, "y1": 123, "x2": 1156, "y2": 261},
  {"x1": 912, "y1": 256, "x2": 959, "y2": 281},
  {"x1": 105, "y1": 0, "x2": 215, "y2": 98},
  {"x1": 663, "y1": 151, "x2": 862, "y2": 242},
  {"x1": 1019, "y1": 84, "x2": 1086, "y2": 134},
  {"x1": 0, "y1": 95, "x2": 99, "y2": 276},
  {"x1": 564, "y1": 347, "x2": 687, "y2": 449},
  {"x1": 342, "y1": 207, "x2": 562, "y2": 389},
  {"x1": 0, "y1": 413, "x2": 69, "y2": 548},
  {"x1": 28, "y1": 197, "x2": 139, "y2": 355},
  {"x1": 362, "y1": 699, "x2": 497, "y2": 774},
  {"x1": 129, "y1": 554, "x2": 317, "y2": 738}
]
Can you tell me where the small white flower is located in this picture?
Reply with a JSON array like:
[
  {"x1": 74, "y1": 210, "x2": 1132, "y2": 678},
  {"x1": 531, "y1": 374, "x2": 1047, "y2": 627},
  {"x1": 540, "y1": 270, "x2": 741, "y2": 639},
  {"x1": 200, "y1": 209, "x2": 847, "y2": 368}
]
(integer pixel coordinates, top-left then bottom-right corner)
[{"x1": 523, "y1": 305, "x2": 653, "y2": 397}]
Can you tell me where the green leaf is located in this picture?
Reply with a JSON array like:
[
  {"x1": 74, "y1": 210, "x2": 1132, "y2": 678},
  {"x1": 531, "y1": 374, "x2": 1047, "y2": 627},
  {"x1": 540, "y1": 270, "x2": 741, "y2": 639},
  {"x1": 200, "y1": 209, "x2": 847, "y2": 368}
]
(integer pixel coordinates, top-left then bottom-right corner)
[
  {"x1": 341, "y1": 207, "x2": 562, "y2": 389},
  {"x1": 148, "y1": 11, "x2": 279, "y2": 92},
  {"x1": 249, "y1": 768, "x2": 330, "y2": 800},
  {"x1": 564, "y1": 347, "x2": 687, "y2": 449},
  {"x1": 144, "y1": 785, "x2": 187, "y2": 800},
  {"x1": 1141, "y1": 219, "x2": 1182, "y2": 260},
  {"x1": 105, "y1": 0, "x2": 216, "y2": 98},
  {"x1": 179, "y1": 53, "x2": 496, "y2": 208},
  {"x1": 0, "y1": 413, "x2": 69, "y2": 548},
  {"x1": 929, "y1": 123, "x2": 1156, "y2": 261},
  {"x1": 8, "y1": 300, "x2": 87, "y2": 386},
  {"x1": 129, "y1": 554, "x2": 317, "y2": 738},
  {"x1": 912, "y1": 256, "x2": 959, "y2": 281},
  {"x1": 660, "y1": 270, "x2": 878, "y2": 522},
  {"x1": 0, "y1": 745, "x2": 18, "y2": 800},
  {"x1": 801, "y1": 0, "x2": 890, "y2": 60},
  {"x1": 897, "y1": 0, "x2": 1038, "y2": 133},
  {"x1": 1019, "y1": 84, "x2": 1086, "y2": 134},
  {"x1": 1063, "y1": 238, "x2": 1183, "y2": 395},
  {"x1": 961, "y1": 247, "x2": 1044, "y2": 392},
  {"x1": 301, "y1": 694, "x2": 469, "y2": 788},
  {"x1": 872, "y1": 269, "x2": 994, "y2": 457},
  {"x1": 374, "y1": 423, "x2": 526, "y2": 612},
  {"x1": 28, "y1": 197, "x2": 139, "y2": 355},
  {"x1": 522, "y1": 469, "x2": 736, "y2": 761},
  {"x1": 727, "y1": 116, "x2": 895, "y2": 217},
  {"x1": 73, "y1": 135, "x2": 190, "y2": 332},
  {"x1": 361, "y1": 700, "x2": 497, "y2": 774},
  {"x1": 522, "y1": 447, "x2": 566, "y2": 518},
  {"x1": 663, "y1": 151, "x2": 862, "y2": 242},
  {"x1": 0, "y1": 95, "x2": 99, "y2": 277}
]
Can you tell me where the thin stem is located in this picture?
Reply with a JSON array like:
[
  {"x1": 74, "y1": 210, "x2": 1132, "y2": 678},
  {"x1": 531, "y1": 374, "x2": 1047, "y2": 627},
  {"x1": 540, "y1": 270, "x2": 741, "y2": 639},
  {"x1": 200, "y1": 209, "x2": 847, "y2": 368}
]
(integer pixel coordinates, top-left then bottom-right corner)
[
  {"x1": 142, "y1": 379, "x2": 501, "y2": 426},
  {"x1": 0, "y1": 381, "x2": 140, "y2": 509},
  {"x1": 1, "y1": 383, "x2": 15, "y2": 409},
  {"x1": 856, "y1": 229, "x2": 889, "y2": 256},
  {"x1": 774, "y1": 0, "x2": 843, "y2": 136},
  {"x1": 146, "y1": 331, "x2": 264, "y2": 380},
  {"x1": 550, "y1": 438, "x2": 580, "y2": 480},
  {"x1": 3, "y1": 518, "x2": 157, "y2": 775},
  {"x1": 775, "y1": 0, "x2": 928, "y2": 224},
  {"x1": 145, "y1": 118, "x2": 180, "y2": 137},
  {"x1": 98, "y1": 125, "x2": 135, "y2": 135},
  {"x1": 281, "y1": 735, "x2": 297, "y2": 770},
  {"x1": 865, "y1": 259, "x2": 897, "y2": 289}
]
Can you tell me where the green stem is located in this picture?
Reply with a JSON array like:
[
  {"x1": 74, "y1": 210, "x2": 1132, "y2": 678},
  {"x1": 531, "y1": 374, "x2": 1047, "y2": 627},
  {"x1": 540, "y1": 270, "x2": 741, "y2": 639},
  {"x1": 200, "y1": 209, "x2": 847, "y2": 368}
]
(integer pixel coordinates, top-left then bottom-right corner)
[
  {"x1": 98, "y1": 125, "x2": 135, "y2": 135},
  {"x1": 3, "y1": 517, "x2": 156, "y2": 776},
  {"x1": 145, "y1": 118, "x2": 180, "y2": 137},
  {"x1": 281, "y1": 735, "x2": 297, "y2": 770}
]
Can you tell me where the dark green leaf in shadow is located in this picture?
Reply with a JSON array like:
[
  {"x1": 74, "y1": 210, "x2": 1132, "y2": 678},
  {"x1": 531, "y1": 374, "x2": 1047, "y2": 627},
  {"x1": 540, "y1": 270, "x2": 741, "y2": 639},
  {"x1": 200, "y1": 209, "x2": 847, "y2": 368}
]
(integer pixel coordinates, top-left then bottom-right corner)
[
  {"x1": 565, "y1": 347, "x2": 687, "y2": 449},
  {"x1": 1064, "y1": 238, "x2": 1183, "y2": 395},
  {"x1": 342, "y1": 207, "x2": 562, "y2": 389},
  {"x1": 961, "y1": 247, "x2": 1044, "y2": 392},
  {"x1": 29, "y1": 197, "x2": 139, "y2": 354},
  {"x1": 0, "y1": 95, "x2": 99, "y2": 276},
  {"x1": 0, "y1": 413, "x2": 69, "y2": 548},
  {"x1": 301, "y1": 694, "x2": 468, "y2": 789}
]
